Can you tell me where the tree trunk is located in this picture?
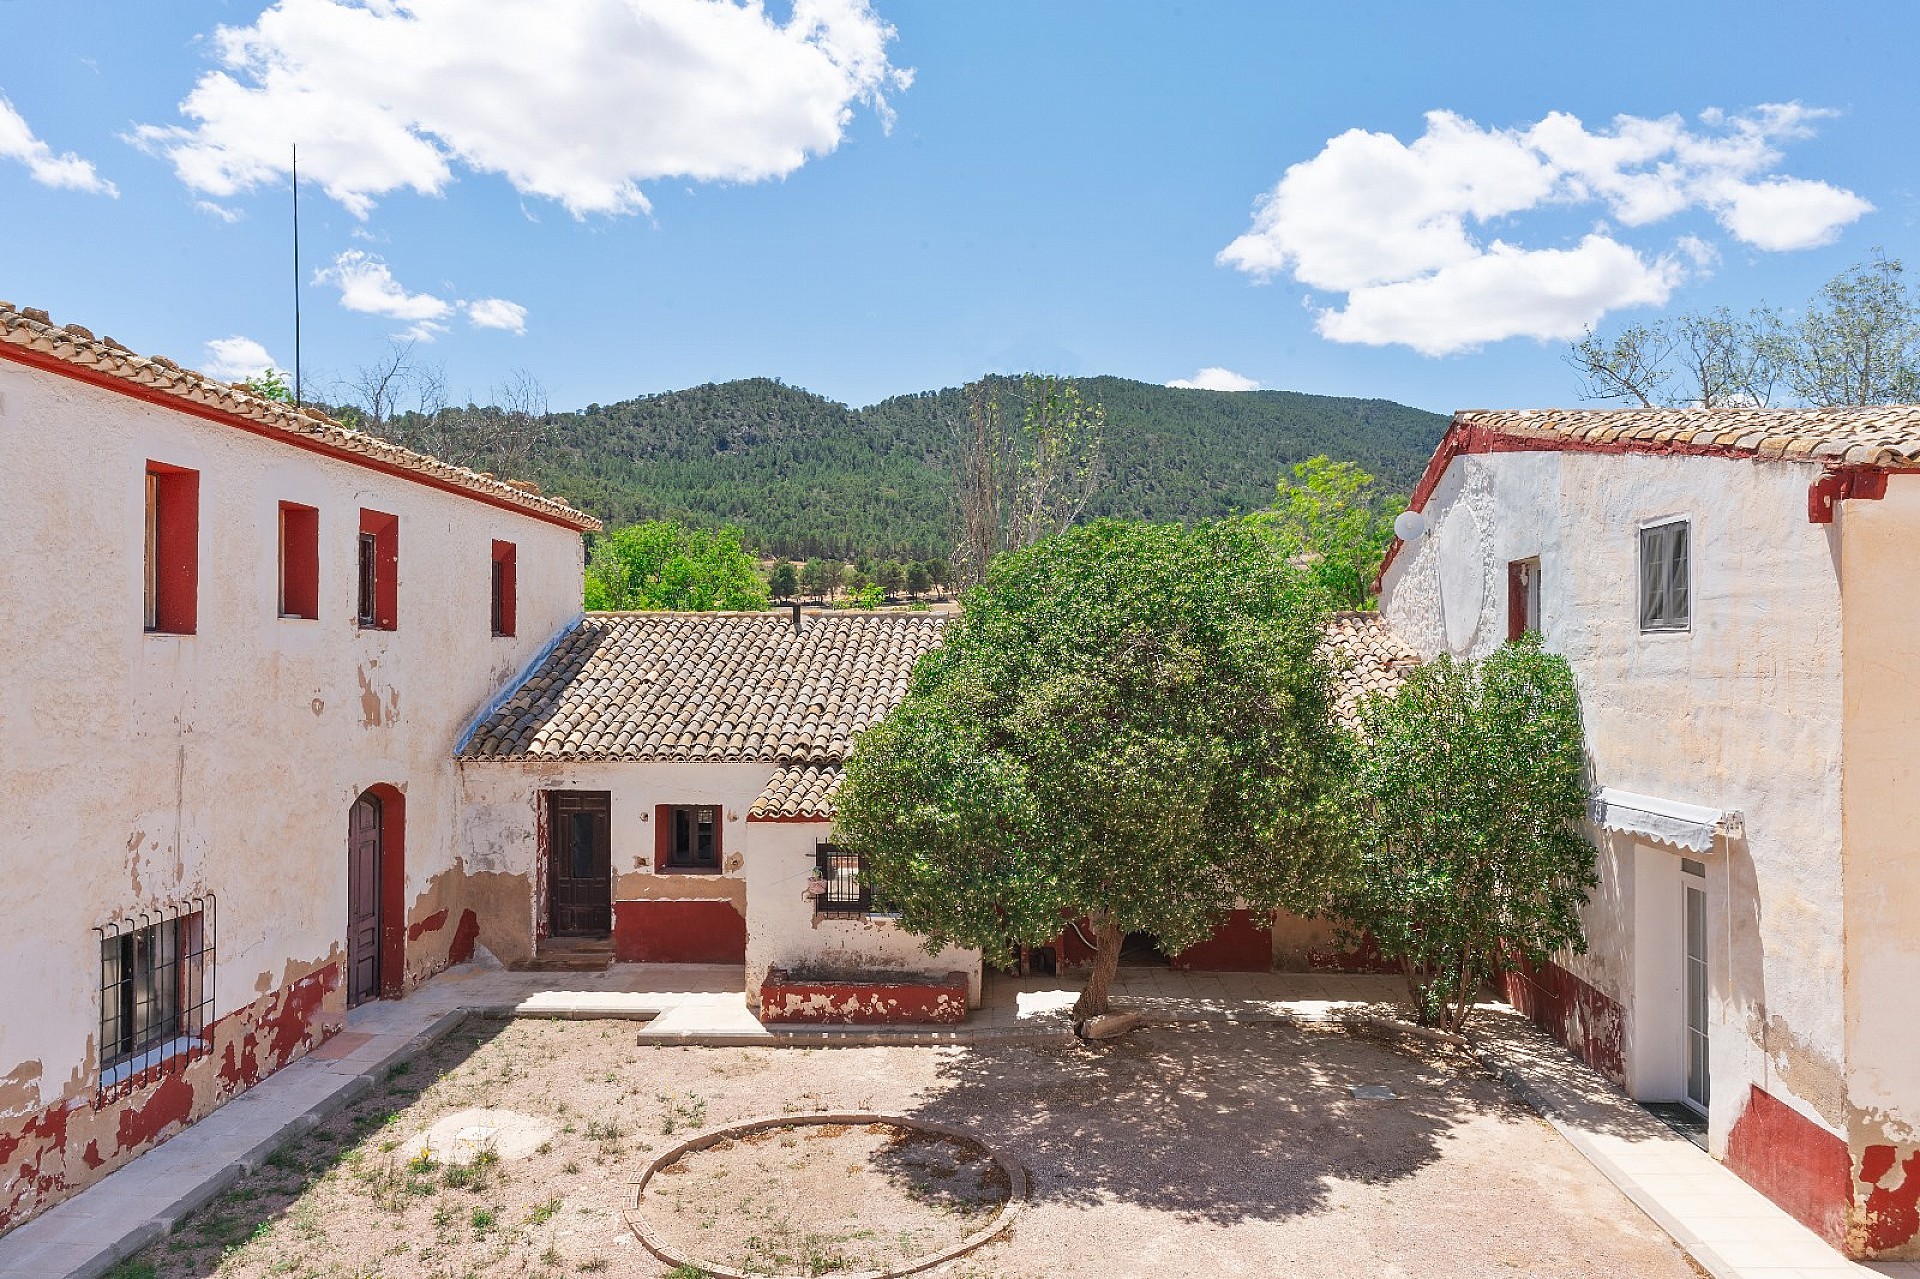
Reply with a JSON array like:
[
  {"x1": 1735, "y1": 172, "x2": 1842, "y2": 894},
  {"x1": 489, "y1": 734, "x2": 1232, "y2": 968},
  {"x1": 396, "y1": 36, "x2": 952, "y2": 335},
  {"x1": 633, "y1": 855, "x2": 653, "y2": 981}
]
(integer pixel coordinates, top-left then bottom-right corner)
[{"x1": 1072, "y1": 915, "x2": 1125, "y2": 1024}]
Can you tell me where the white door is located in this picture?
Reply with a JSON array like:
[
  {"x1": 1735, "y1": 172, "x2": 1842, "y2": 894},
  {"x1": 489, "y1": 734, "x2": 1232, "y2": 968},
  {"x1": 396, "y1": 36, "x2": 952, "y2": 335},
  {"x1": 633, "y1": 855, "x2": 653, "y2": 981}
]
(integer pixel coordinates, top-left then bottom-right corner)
[{"x1": 1683, "y1": 877, "x2": 1709, "y2": 1111}]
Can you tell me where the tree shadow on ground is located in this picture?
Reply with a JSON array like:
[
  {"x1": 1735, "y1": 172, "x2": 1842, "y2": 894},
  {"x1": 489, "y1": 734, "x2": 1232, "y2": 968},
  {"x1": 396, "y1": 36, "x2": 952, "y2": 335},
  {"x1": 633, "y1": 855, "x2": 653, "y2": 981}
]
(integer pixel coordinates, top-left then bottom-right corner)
[{"x1": 907, "y1": 1019, "x2": 1525, "y2": 1226}]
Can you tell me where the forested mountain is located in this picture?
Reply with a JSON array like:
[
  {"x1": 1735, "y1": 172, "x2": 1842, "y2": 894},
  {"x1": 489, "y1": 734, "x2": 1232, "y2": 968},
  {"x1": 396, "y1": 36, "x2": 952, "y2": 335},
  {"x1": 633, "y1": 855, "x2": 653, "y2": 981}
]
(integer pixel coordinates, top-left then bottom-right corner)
[{"x1": 516, "y1": 375, "x2": 1448, "y2": 561}]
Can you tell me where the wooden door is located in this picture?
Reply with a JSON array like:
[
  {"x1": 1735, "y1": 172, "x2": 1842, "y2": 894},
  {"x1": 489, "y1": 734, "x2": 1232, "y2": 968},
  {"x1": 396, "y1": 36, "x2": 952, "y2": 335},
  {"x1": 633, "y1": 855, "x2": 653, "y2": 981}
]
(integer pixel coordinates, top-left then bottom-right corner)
[
  {"x1": 347, "y1": 793, "x2": 382, "y2": 1006},
  {"x1": 548, "y1": 792, "x2": 612, "y2": 937}
]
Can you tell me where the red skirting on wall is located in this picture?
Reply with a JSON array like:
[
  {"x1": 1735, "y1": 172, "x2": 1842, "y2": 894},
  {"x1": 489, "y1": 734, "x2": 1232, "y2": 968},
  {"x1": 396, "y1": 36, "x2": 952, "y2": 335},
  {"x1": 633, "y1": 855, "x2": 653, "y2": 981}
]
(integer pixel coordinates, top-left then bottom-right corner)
[
  {"x1": 1502, "y1": 957, "x2": 1626, "y2": 1083},
  {"x1": 1171, "y1": 909, "x2": 1274, "y2": 971},
  {"x1": 1726, "y1": 1085, "x2": 1853, "y2": 1249},
  {"x1": 760, "y1": 968, "x2": 969, "y2": 1024},
  {"x1": 0, "y1": 961, "x2": 340, "y2": 1232},
  {"x1": 613, "y1": 899, "x2": 746, "y2": 964}
]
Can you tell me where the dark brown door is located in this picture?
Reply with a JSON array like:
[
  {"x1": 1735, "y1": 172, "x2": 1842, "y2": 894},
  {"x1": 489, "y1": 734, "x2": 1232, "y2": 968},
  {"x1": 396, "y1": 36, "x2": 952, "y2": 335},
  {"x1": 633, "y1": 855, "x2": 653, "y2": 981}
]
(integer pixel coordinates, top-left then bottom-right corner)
[
  {"x1": 347, "y1": 793, "x2": 382, "y2": 1006},
  {"x1": 548, "y1": 792, "x2": 612, "y2": 937}
]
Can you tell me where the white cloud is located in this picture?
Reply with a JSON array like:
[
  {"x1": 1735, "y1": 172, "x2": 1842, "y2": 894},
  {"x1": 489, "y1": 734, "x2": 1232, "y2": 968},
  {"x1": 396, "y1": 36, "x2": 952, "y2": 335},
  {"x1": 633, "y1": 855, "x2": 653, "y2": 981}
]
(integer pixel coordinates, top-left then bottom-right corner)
[
  {"x1": 315, "y1": 249, "x2": 452, "y2": 339},
  {"x1": 203, "y1": 335, "x2": 279, "y2": 380},
  {"x1": 196, "y1": 200, "x2": 244, "y2": 223},
  {"x1": 464, "y1": 297, "x2": 528, "y2": 334},
  {"x1": 133, "y1": 0, "x2": 909, "y2": 219},
  {"x1": 0, "y1": 91, "x2": 117, "y2": 195},
  {"x1": 1167, "y1": 367, "x2": 1261, "y2": 392},
  {"x1": 1220, "y1": 104, "x2": 1871, "y2": 354}
]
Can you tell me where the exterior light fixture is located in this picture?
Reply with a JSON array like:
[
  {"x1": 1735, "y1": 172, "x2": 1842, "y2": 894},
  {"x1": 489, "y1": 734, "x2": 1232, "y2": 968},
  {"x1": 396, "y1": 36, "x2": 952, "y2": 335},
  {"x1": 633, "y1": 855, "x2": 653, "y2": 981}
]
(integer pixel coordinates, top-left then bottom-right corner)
[{"x1": 1393, "y1": 510, "x2": 1428, "y2": 542}]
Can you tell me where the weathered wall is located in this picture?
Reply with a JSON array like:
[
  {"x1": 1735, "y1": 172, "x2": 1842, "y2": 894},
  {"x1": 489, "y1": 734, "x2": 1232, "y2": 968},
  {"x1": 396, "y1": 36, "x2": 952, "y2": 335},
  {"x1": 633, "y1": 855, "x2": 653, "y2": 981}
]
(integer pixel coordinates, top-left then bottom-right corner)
[
  {"x1": 0, "y1": 359, "x2": 584, "y2": 1229},
  {"x1": 1838, "y1": 475, "x2": 1920, "y2": 1257},
  {"x1": 1380, "y1": 448, "x2": 1848, "y2": 1181},
  {"x1": 743, "y1": 819, "x2": 983, "y2": 1007}
]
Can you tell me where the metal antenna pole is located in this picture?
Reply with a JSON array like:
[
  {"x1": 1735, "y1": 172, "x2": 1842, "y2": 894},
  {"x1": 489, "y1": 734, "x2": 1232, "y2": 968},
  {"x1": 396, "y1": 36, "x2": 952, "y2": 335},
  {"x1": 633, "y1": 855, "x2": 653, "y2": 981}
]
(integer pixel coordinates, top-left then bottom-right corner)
[{"x1": 292, "y1": 143, "x2": 302, "y2": 409}]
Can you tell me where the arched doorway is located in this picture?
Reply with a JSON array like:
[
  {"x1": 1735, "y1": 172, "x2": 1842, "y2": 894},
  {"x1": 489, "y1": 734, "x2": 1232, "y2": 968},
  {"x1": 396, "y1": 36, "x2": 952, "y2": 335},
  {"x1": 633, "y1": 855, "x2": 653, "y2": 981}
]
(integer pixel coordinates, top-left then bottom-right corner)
[{"x1": 347, "y1": 785, "x2": 407, "y2": 1006}]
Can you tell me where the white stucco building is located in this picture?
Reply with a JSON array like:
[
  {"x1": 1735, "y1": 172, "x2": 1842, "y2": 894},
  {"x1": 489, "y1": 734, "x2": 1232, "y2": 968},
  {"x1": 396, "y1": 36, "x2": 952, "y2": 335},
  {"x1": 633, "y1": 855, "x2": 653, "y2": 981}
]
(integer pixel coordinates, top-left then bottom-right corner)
[
  {"x1": 0, "y1": 303, "x2": 598, "y2": 1231},
  {"x1": 1379, "y1": 406, "x2": 1920, "y2": 1259}
]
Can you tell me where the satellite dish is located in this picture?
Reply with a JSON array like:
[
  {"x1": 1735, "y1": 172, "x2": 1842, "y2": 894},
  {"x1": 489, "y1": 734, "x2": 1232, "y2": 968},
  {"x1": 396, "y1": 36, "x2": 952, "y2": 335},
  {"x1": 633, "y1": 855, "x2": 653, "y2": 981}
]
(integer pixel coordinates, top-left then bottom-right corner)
[{"x1": 1393, "y1": 510, "x2": 1427, "y2": 542}]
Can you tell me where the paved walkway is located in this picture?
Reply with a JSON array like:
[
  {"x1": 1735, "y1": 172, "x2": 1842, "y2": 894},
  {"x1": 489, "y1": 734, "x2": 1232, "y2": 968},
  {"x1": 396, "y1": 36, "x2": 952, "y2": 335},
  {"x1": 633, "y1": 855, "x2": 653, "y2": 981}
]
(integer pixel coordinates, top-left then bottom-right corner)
[
  {"x1": 3, "y1": 961, "x2": 1913, "y2": 1278},
  {"x1": 1472, "y1": 1004, "x2": 1920, "y2": 1279}
]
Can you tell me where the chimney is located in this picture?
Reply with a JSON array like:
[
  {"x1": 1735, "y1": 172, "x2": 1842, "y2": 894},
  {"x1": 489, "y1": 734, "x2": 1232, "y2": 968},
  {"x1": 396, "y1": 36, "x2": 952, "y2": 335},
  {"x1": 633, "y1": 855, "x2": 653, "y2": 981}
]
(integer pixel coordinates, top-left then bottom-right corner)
[{"x1": 790, "y1": 601, "x2": 803, "y2": 634}]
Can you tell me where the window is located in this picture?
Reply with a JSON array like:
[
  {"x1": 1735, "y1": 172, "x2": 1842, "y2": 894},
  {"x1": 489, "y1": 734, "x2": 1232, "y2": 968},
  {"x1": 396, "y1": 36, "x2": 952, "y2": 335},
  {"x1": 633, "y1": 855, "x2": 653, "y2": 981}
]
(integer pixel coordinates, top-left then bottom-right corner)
[
  {"x1": 812, "y1": 844, "x2": 892, "y2": 918},
  {"x1": 491, "y1": 540, "x2": 517, "y2": 637},
  {"x1": 279, "y1": 502, "x2": 320, "y2": 619},
  {"x1": 357, "y1": 510, "x2": 399, "y2": 630},
  {"x1": 1507, "y1": 558, "x2": 1541, "y2": 641},
  {"x1": 657, "y1": 804, "x2": 720, "y2": 871},
  {"x1": 1639, "y1": 520, "x2": 1690, "y2": 632},
  {"x1": 98, "y1": 899, "x2": 215, "y2": 1096},
  {"x1": 144, "y1": 462, "x2": 199, "y2": 634}
]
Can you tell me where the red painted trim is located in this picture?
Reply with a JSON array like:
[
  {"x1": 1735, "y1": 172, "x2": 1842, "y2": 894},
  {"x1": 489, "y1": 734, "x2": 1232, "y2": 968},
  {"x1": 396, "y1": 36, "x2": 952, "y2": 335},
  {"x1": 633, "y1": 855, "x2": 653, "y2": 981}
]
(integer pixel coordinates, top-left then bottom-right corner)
[
  {"x1": 760, "y1": 967, "x2": 968, "y2": 1024},
  {"x1": 1726, "y1": 1085, "x2": 1852, "y2": 1248},
  {"x1": 360, "y1": 783, "x2": 409, "y2": 998},
  {"x1": 1808, "y1": 465, "x2": 1890, "y2": 523},
  {"x1": 613, "y1": 899, "x2": 745, "y2": 964},
  {"x1": 0, "y1": 340, "x2": 595, "y2": 532},
  {"x1": 146, "y1": 461, "x2": 198, "y2": 634},
  {"x1": 358, "y1": 509, "x2": 399, "y2": 631},
  {"x1": 277, "y1": 501, "x2": 320, "y2": 619},
  {"x1": 490, "y1": 539, "x2": 517, "y2": 637}
]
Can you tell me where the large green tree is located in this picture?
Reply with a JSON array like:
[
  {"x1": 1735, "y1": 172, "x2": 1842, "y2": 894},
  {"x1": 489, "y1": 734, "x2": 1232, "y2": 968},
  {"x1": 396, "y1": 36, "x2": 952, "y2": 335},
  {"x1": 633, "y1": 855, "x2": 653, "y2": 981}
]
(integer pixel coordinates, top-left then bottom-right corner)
[
  {"x1": 1256, "y1": 456, "x2": 1402, "y2": 610},
  {"x1": 1332, "y1": 634, "x2": 1595, "y2": 1033},
  {"x1": 834, "y1": 519, "x2": 1349, "y2": 1022},
  {"x1": 583, "y1": 520, "x2": 769, "y2": 612}
]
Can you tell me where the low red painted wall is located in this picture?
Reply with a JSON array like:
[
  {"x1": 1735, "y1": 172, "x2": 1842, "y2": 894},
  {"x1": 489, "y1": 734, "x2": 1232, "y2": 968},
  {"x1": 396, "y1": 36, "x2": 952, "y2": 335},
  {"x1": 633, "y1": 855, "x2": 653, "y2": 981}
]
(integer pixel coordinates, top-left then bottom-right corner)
[
  {"x1": 1306, "y1": 933, "x2": 1403, "y2": 974},
  {"x1": 1725, "y1": 1084, "x2": 1853, "y2": 1249},
  {"x1": 0, "y1": 961, "x2": 340, "y2": 1232},
  {"x1": 1858, "y1": 1142, "x2": 1920, "y2": 1256},
  {"x1": 760, "y1": 968, "x2": 969, "y2": 1024},
  {"x1": 613, "y1": 899, "x2": 746, "y2": 964},
  {"x1": 1501, "y1": 957, "x2": 1625, "y2": 1083},
  {"x1": 1171, "y1": 909, "x2": 1274, "y2": 971}
]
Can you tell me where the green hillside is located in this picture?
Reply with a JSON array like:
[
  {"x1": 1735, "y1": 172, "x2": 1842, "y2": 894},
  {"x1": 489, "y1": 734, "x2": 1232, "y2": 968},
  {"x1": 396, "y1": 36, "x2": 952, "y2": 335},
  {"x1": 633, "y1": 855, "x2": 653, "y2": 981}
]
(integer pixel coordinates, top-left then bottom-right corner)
[{"x1": 520, "y1": 375, "x2": 1448, "y2": 561}]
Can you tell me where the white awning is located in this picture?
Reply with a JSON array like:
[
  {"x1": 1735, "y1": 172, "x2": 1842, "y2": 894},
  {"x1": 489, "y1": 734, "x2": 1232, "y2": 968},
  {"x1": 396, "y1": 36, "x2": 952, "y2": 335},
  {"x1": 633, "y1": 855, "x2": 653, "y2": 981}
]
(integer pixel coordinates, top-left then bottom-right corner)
[{"x1": 1587, "y1": 788, "x2": 1737, "y2": 853}]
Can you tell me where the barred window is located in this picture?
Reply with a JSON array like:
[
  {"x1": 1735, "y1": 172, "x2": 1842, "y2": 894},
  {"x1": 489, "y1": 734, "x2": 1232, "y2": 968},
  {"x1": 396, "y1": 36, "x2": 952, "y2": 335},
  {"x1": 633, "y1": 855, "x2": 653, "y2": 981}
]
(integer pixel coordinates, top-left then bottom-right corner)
[
  {"x1": 98, "y1": 899, "x2": 215, "y2": 1095},
  {"x1": 814, "y1": 844, "x2": 882, "y2": 917},
  {"x1": 1639, "y1": 520, "x2": 1690, "y2": 632}
]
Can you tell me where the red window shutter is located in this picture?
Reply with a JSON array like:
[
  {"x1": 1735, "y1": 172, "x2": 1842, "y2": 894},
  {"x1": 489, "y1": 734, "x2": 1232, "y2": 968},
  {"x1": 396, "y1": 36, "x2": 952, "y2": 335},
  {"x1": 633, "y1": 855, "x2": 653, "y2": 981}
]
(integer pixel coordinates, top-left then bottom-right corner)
[
  {"x1": 279, "y1": 502, "x2": 320, "y2": 619},
  {"x1": 359, "y1": 509, "x2": 400, "y2": 630},
  {"x1": 654, "y1": 805, "x2": 671, "y2": 871},
  {"x1": 491, "y1": 540, "x2": 517, "y2": 637},
  {"x1": 1507, "y1": 561, "x2": 1527, "y2": 643},
  {"x1": 146, "y1": 462, "x2": 200, "y2": 634}
]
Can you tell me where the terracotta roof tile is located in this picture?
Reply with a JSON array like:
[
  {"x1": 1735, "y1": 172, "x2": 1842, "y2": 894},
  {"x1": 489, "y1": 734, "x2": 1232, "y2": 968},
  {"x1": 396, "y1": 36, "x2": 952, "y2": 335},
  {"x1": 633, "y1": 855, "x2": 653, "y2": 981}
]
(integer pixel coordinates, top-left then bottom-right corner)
[
  {"x1": 1454, "y1": 405, "x2": 1920, "y2": 469},
  {"x1": 1320, "y1": 611, "x2": 1421, "y2": 729},
  {"x1": 748, "y1": 765, "x2": 843, "y2": 821},
  {"x1": 460, "y1": 612, "x2": 948, "y2": 762},
  {"x1": 0, "y1": 302, "x2": 599, "y2": 530}
]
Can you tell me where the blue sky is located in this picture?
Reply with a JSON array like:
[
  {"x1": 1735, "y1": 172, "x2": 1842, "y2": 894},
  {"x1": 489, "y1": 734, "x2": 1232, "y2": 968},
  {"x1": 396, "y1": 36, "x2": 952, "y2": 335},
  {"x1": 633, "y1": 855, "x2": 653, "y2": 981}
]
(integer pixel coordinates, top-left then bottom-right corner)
[{"x1": 1, "y1": 1, "x2": 1913, "y2": 414}]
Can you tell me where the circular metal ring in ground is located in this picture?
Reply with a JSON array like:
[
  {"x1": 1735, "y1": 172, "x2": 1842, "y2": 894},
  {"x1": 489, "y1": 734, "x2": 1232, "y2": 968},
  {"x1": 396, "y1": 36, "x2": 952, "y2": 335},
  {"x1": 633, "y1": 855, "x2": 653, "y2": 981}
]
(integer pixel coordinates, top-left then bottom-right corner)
[{"x1": 625, "y1": 1111, "x2": 1029, "y2": 1279}]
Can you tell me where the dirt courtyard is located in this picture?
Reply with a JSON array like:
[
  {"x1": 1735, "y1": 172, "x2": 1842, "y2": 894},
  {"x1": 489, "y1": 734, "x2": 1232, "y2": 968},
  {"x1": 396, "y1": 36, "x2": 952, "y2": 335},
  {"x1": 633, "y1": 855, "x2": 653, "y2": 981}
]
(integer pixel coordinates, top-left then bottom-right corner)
[{"x1": 121, "y1": 1017, "x2": 1697, "y2": 1279}]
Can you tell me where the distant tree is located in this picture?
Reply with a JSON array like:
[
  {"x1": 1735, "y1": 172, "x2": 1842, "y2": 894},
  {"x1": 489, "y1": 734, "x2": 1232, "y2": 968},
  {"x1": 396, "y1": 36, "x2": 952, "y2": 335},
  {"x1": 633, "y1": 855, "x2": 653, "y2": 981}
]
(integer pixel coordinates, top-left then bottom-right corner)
[
  {"x1": 1256, "y1": 456, "x2": 1402, "y2": 610},
  {"x1": 768, "y1": 561, "x2": 800, "y2": 601},
  {"x1": 838, "y1": 562, "x2": 863, "y2": 597},
  {"x1": 835, "y1": 519, "x2": 1348, "y2": 1025},
  {"x1": 1569, "y1": 253, "x2": 1920, "y2": 407},
  {"x1": 243, "y1": 367, "x2": 294, "y2": 403},
  {"x1": 801, "y1": 558, "x2": 834, "y2": 602},
  {"x1": 1332, "y1": 634, "x2": 1595, "y2": 1034},
  {"x1": 583, "y1": 520, "x2": 769, "y2": 612},
  {"x1": 904, "y1": 561, "x2": 932, "y2": 597},
  {"x1": 876, "y1": 560, "x2": 906, "y2": 597},
  {"x1": 954, "y1": 375, "x2": 1106, "y2": 586}
]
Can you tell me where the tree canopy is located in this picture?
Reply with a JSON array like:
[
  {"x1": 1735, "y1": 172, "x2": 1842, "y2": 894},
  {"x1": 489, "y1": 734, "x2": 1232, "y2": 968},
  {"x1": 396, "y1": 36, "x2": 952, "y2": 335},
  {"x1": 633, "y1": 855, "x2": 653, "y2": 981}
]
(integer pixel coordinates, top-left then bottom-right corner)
[
  {"x1": 1331, "y1": 634, "x2": 1595, "y2": 1033},
  {"x1": 1256, "y1": 456, "x2": 1403, "y2": 610},
  {"x1": 583, "y1": 520, "x2": 769, "y2": 612},
  {"x1": 833, "y1": 519, "x2": 1349, "y2": 1021}
]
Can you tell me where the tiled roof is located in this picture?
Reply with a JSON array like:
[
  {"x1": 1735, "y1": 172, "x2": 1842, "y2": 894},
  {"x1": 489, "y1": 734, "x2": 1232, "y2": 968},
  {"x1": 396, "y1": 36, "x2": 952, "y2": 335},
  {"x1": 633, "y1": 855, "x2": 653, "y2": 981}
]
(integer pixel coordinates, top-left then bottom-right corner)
[
  {"x1": 1321, "y1": 611, "x2": 1420, "y2": 728},
  {"x1": 748, "y1": 765, "x2": 844, "y2": 821},
  {"x1": 0, "y1": 302, "x2": 599, "y2": 531},
  {"x1": 460, "y1": 612, "x2": 948, "y2": 761},
  {"x1": 1454, "y1": 405, "x2": 1920, "y2": 468}
]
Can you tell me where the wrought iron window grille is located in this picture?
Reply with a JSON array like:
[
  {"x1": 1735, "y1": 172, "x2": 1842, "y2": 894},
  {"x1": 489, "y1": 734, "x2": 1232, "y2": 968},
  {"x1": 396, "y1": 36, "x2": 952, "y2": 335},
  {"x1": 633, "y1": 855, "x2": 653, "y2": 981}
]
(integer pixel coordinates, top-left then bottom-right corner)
[
  {"x1": 96, "y1": 896, "x2": 216, "y2": 1101},
  {"x1": 813, "y1": 844, "x2": 874, "y2": 918}
]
